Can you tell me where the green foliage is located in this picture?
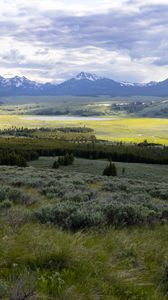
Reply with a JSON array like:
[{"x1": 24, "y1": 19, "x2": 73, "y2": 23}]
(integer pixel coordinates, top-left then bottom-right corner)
[
  {"x1": 0, "y1": 166, "x2": 167, "y2": 231},
  {"x1": 52, "y1": 160, "x2": 60, "y2": 169},
  {"x1": 0, "y1": 185, "x2": 38, "y2": 208},
  {"x1": 103, "y1": 162, "x2": 117, "y2": 176},
  {"x1": 0, "y1": 150, "x2": 27, "y2": 167},
  {"x1": 0, "y1": 221, "x2": 167, "y2": 299},
  {"x1": 53, "y1": 153, "x2": 74, "y2": 169},
  {"x1": 0, "y1": 199, "x2": 12, "y2": 210},
  {"x1": 0, "y1": 133, "x2": 168, "y2": 164},
  {"x1": 57, "y1": 126, "x2": 94, "y2": 133},
  {"x1": 58, "y1": 153, "x2": 74, "y2": 166},
  {"x1": 0, "y1": 147, "x2": 39, "y2": 168},
  {"x1": 38, "y1": 271, "x2": 65, "y2": 297}
]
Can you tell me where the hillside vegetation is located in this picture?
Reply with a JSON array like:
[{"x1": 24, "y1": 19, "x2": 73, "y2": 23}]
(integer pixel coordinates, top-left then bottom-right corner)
[
  {"x1": 0, "y1": 165, "x2": 168, "y2": 299},
  {"x1": 0, "y1": 114, "x2": 167, "y2": 299},
  {"x1": 0, "y1": 96, "x2": 167, "y2": 117}
]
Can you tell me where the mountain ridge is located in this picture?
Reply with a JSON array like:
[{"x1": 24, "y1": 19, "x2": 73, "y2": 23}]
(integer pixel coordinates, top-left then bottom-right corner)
[{"x1": 0, "y1": 72, "x2": 168, "y2": 96}]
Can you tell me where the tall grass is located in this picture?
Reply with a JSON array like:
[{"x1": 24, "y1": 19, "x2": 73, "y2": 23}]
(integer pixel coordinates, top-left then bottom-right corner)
[{"x1": 0, "y1": 222, "x2": 168, "y2": 299}]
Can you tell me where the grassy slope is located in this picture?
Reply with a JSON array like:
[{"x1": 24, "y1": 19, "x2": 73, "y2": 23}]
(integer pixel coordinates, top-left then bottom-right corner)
[
  {"x1": 0, "y1": 165, "x2": 168, "y2": 299},
  {"x1": 29, "y1": 157, "x2": 168, "y2": 183},
  {"x1": 137, "y1": 99, "x2": 168, "y2": 118}
]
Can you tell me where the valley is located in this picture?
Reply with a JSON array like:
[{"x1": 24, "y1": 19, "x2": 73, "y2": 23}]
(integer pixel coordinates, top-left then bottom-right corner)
[
  {"x1": 0, "y1": 98, "x2": 168, "y2": 298},
  {"x1": 1, "y1": 0, "x2": 168, "y2": 298},
  {"x1": 0, "y1": 72, "x2": 168, "y2": 300}
]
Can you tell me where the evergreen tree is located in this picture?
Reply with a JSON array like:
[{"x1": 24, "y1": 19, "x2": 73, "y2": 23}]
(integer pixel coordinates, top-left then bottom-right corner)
[
  {"x1": 103, "y1": 162, "x2": 117, "y2": 176},
  {"x1": 64, "y1": 153, "x2": 70, "y2": 165},
  {"x1": 52, "y1": 160, "x2": 59, "y2": 169},
  {"x1": 69, "y1": 153, "x2": 74, "y2": 164}
]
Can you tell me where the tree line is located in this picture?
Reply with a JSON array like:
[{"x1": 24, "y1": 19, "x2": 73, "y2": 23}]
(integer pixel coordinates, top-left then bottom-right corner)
[
  {"x1": 0, "y1": 150, "x2": 39, "y2": 167},
  {"x1": 0, "y1": 136, "x2": 168, "y2": 165}
]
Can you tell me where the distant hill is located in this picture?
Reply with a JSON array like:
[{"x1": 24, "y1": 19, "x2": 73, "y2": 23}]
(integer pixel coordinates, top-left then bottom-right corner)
[
  {"x1": 0, "y1": 72, "x2": 168, "y2": 97},
  {"x1": 137, "y1": 99, "x2": 168, "y2": 117}
]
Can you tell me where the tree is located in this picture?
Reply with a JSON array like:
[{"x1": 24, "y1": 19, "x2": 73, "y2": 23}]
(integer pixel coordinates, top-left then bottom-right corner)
[
  {"x1": 69, "y1": 153, "x2": 74, "y2": 164},
  {"x1": 122, "y1": 167, "x2": 126, "y2": 175},
  {"x1": 52, "y1": 160, "x2": 60, "y2": 169},
  {"x1": 103, "y1": 162, "x2": 117, "y2": 176},
  {"x1": 57, "y1": 153, "x2": 74, "y2": 166}
]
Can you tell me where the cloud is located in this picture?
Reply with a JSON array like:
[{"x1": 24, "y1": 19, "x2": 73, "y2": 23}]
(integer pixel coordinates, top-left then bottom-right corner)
[{"x1": 0, "y1": 0, "x2": 167, "y2": 82}]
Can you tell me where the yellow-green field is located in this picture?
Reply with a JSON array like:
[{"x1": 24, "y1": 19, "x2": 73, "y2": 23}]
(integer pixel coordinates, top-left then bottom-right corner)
[{"x1": 0, "y1": 115, "x2": 168, "y2": 145}]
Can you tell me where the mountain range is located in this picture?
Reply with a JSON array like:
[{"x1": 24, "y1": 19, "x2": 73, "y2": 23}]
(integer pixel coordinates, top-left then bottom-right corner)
[{"x1": 0, "y1": 72, "x2": 168, "y2": 97}]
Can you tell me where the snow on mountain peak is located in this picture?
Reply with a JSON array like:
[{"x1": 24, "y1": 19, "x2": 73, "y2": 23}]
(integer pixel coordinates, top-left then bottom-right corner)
[
  {"x1": 146, "y1": 81, "x2": 157, "y2": 86},
  {"x1": 11, "y1": 76, "x2": 27, "y2": 87},
  {"x1": 75, "y1": 72, "x2": 101, "y2": 81}
]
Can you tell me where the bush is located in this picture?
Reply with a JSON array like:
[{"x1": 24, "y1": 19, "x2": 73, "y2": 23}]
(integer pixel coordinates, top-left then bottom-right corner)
[
  {"x1": 12, "y1": 192, "x2": 38, "y2": 206},
  {"x1": 8, "y1": 271, "x2": 36, "y2": 300},
  {"x1": 105, "y1": 204, "x2": 150, "y2": 227},
  {"x1": 35, "y1": 203, "x2": 105, "y2": 230},
  {"x1": 0, "y1": 199, "x2": 12, "y2": 210},
  {"x1": 68, "y1": 210, "x2": 105, "y2": 230},
  {"x1": 4, "y1": 208, "x2": 32, "y2": 231}
]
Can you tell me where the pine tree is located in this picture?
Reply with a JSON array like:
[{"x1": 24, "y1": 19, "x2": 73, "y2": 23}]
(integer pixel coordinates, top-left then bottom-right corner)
[
  {"x1": 69, "y1": 153, "x2": 74, "y2": 164},
  {"x1": 103, "y1": 162, "x2": 117, "y2": 176},
  {"x1": 52, "y1": 160, "x2": 59, "y2": 169}
]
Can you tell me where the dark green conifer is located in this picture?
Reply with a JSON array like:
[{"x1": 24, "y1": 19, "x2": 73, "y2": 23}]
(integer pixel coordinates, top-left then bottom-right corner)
[{"x1": 103, "y1": 162, "x2": 117, "y2": 176}]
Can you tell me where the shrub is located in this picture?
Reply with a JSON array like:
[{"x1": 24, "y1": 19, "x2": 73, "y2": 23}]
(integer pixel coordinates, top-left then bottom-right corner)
[
  {"x1": 68, "y1": 210, "x2": 105, "y2": 230},
  {"x1": 0, "y1": 199, "x2": 12, "y2": 210},
  {"x1": 35, "y1": 203, "x2": 105, "y2": 230},
  {"x1": 0, "y1": 280, "x2": 8, "y2": 298},
  {"x1": 4, "y1": 208, "x2": 32, "y2": 231},
  {"x1": 149, "y1": 188, "x2": 168, "y2": 200},
  {"x1": 8, "y1": 271, "x2": 36, "y2": 300},
  {"x1": 14, "y1": 193, "x2": 38, "y2": 206},
  {"x1": 105, "y1": 205, "x2": 146, "y2": 227}
]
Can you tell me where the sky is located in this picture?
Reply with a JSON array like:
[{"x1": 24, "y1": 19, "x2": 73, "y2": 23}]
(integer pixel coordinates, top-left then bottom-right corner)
[{"x1": 0, "y1": 0, "x2": 168, "y2": 83}]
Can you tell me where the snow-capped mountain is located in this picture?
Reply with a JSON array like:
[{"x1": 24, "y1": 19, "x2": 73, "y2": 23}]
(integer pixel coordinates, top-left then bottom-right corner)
[
  {"x1": 0, "y1": 72, "x2": 168, "y2": 96},
  {"x1": 0, "y1": 75, "x2": 44, "y2": 96},
  {"x1": 5, "y1": 76, "x2": 41, "y2": 88},
  {"x1": 120, "y1": 81, "x2": 147, "y2": 87},
  {"x1": 54, "y1": 72, "x2": 168, "y2": 96},
  {"x1": 74, "y1": 72, "x2": 102, "y2": 81}
]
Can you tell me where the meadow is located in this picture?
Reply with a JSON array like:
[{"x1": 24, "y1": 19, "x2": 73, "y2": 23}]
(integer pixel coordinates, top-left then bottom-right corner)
[
  {"x1": 0, "y1": 96, "x2": 167, "y2": 145},
  {"x1": 0, "y1": 114, "x2": 167, "y2": 145}
]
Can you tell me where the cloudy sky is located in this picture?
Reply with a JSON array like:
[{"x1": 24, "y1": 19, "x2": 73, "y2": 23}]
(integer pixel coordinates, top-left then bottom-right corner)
[{"x1": 0, "y1": 0, "x2": 168, "y2": 83}]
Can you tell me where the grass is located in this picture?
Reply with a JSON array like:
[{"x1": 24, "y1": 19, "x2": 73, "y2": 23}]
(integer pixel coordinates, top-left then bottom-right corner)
[
  {"x1": 0, "y1": 219, "x2": 168, "y2": 299},
  {"x1": 29, "y1": 157, "x2": 168, "y2": 183},
  {"x1": 0, "y1": 114, "x2": 168, "y2": 145}
]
